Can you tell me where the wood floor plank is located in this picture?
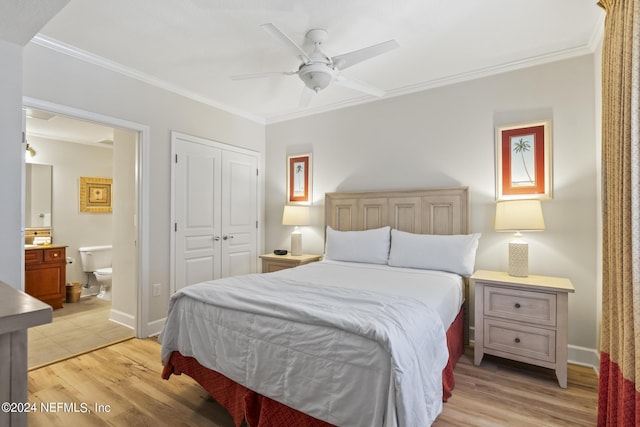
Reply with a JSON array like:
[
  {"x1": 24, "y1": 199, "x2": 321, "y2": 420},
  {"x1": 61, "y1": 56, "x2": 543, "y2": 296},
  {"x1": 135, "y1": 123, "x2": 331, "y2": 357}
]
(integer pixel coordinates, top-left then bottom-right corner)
[
  {"x1": 28, "y1": 339, "x2": 598, "y2": 426},
  {"x1": 434, "y1": 350, "x2": 598, "y2": 426}
]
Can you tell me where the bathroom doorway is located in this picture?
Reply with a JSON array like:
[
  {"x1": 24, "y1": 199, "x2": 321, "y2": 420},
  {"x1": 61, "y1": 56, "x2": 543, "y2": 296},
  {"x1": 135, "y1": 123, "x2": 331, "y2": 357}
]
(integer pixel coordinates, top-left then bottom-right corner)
[{"x1": 23, "y1": 99, "x2": 148, "y2": 367}]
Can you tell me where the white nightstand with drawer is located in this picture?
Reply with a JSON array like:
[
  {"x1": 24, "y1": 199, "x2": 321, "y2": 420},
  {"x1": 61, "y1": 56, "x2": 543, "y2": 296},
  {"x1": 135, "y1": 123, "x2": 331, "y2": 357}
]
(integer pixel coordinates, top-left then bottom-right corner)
[{"x1": 471, "y1": 270, "x2": 575, "y2": 388}]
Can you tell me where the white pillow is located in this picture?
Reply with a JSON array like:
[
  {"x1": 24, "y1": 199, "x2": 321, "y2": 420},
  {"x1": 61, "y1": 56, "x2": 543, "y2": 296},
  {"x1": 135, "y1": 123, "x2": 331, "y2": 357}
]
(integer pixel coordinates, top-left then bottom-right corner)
[
  {"x1": 325, "y1": 226, "x2": 391, "y2": 265},
  {"x1": 388, "y1": 229, "x2": 481, "y2": 276}
]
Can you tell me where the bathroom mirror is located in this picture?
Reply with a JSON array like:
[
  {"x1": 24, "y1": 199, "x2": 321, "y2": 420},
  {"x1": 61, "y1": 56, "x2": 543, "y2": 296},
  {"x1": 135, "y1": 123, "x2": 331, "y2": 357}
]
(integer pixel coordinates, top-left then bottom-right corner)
[{"x1": 25, "y1": 163, "x2": 52, "y2": 229}]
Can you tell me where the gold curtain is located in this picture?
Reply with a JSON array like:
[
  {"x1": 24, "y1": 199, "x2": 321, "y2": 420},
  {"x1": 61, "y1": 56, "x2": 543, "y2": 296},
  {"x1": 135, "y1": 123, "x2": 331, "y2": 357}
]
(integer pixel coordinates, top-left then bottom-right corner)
[{"x1": 597, "y1": 0, "x2": 640, "y2": 425}]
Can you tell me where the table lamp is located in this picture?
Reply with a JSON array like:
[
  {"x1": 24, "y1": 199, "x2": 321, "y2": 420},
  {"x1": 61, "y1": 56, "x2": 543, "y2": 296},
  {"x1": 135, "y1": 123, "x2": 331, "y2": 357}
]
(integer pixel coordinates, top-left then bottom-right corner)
[
  {"x1": 282, "y1": 205, "x2": 310, "y2": 256},
  {"x1": 494, "y1": 199, "x2": 545, "y2": 277}
]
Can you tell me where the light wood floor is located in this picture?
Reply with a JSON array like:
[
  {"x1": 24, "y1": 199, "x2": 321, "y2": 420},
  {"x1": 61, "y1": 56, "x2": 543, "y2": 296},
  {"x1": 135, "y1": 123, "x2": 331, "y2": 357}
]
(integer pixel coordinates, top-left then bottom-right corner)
[
  {"x1": 28, "y1": 339, "x2": 598, "y2": 426},
  {"x1": 434, "y1": 350, "x2": 598, "y2": 426}
]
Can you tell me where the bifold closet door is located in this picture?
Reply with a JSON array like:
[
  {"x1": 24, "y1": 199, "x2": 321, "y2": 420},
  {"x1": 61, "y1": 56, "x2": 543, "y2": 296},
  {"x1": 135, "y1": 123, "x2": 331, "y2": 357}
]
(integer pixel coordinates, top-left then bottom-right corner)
[
  {"x1": 172, "y1": 134, "x2": 259, "y2": 293},
  {"x1": 173, "y1": 139, "x2": 222, "y2": 292},
  {"x1": 221, "y1": 150, "x2": 257, "y2": 277}
]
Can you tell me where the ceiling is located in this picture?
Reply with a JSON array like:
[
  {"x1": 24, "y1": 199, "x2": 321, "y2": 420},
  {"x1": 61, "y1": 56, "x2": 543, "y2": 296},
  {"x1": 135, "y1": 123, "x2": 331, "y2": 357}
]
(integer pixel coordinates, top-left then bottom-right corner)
[
  {"x1": 29, "y1": 0, "x2": 603, "y2": 125},
  {"x1": 25, "y1": 108, "x2": 114, "y2": 146},
  {"x1": 0, "y1": 0, "x2": 68, "y2": 46}
]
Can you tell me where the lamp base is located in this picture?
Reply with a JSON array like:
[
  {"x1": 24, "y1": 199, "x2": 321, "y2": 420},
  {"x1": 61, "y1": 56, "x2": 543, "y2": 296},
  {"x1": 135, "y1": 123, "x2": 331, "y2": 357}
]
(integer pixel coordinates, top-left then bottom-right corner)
[
  {"x1": 508, "y1": 241, "x2": 528, "y2": 277},
  {"x1": 290, "y1": 231, "x2": 302, "y2": 256}
]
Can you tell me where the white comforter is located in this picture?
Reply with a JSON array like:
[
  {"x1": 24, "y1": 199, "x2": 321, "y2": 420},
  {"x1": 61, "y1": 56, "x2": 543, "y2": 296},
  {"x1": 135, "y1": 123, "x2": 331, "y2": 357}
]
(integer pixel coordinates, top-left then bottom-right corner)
[{"x1": 160, "y1": 260, "x2": 463, "y2": 427}]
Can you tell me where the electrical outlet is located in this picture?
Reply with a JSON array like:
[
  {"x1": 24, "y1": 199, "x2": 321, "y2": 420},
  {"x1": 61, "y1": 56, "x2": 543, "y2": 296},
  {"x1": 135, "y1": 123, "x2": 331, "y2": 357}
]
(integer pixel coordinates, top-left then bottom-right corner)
[{"x1": 152, "y1": 283, "x2": 161, "y2": 297}]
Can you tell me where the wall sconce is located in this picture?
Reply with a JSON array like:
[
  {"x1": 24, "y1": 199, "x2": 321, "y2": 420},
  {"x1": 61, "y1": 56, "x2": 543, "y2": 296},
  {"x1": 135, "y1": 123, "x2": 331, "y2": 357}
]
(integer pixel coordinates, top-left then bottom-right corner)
[
  {"x1": 494, "y1": 199, "x2": 545, "y2": 277},
  {"x1": 25, "y1": 143, "x2": 36, "y2": 158},
  {"x1": 282, "y1": 205, "x2": 310, "y2": 256}
]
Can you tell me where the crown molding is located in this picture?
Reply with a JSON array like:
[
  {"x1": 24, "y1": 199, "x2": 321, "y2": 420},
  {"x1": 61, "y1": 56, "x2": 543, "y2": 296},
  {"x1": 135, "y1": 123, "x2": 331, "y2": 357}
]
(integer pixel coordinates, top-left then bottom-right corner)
[
  {"x1": 31, "y1": 26, "x2": 602, "y2": 127},
  {"x1": 265, "y1": 42, "x2": 597, "y2": 124},
  {"x1": 30, "y1": 34, "x2": 265, "y2": 125}
]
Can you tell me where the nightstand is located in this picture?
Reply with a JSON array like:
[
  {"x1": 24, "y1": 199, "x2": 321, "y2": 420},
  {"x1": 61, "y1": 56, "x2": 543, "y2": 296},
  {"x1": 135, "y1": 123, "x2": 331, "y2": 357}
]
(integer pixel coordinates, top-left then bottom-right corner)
[
  {"x1": 471, "y1": 270, "x2": 575, "y2": 388},
  {"x1": 259, "y1": 253, "x2": 322, "y2": 273}
]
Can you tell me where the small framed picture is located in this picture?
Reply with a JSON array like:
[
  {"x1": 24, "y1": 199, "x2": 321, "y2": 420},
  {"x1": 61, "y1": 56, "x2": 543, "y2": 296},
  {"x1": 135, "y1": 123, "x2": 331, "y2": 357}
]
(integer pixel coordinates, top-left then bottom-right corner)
[
  {"x1": 287, "y1": 153, "x2": 312, "y2": 205},
  {"x1": 79, "y1": 176, "x2": 113, "y2": 213},
  {"x1": 495, "y1": 120, "x2": 552, "y2": 200}
]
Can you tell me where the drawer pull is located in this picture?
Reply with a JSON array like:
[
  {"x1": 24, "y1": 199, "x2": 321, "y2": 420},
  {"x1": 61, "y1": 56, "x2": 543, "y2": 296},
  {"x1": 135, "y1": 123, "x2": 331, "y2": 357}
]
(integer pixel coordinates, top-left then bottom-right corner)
[
  {"x1": 53, "y1": 253, "x2": 59, "y2": 257},
  {"x1": 514, "y1": 337, "x2": 521, "y2": 343},
  {"x1": 514, "y1": 303, "x2": 521, "y2": 309}
]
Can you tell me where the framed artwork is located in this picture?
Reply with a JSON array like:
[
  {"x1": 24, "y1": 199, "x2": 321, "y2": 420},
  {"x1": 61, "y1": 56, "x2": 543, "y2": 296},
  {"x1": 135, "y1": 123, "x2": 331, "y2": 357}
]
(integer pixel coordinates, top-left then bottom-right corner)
[
  {"x1": 287, "y1": 153, "x2": 312, "y2": 205},
  {"x1": 79, "y1": 176, "x2": 113, "y2": 213},
  {"x1": 495, "y1": 120, "x2": 552, "y2": 200}
]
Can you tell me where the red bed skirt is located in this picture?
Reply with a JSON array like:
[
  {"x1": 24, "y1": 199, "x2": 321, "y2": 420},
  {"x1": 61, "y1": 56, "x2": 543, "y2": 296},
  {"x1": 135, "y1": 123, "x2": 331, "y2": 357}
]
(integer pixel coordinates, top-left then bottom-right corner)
[{"x1": 162, "y1": 309, "x2": 465, "y2": 427}]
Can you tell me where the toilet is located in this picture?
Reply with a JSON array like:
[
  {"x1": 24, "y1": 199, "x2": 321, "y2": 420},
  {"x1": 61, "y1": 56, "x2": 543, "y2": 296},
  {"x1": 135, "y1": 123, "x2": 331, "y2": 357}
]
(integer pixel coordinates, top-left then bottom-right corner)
[{"x1": 78, "y1": 245, "x2": 113, "y2": 301}]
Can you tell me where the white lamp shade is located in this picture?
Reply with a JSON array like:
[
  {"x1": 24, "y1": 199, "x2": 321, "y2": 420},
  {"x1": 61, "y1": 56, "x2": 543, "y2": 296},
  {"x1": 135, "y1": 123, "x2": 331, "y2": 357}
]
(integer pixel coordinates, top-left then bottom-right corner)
[
  {"x1": 282, "y1": 205, "x2": 310, "y2": 226},
  {"x1": 495, "y1": 199, "x2": 545, "y2": 277},
  {"x1": 494, "y1": 200, "x2": 545, "y2": 232},
  {"x1": 283, "y1": 205, "x2": 309, "y2": 256}
]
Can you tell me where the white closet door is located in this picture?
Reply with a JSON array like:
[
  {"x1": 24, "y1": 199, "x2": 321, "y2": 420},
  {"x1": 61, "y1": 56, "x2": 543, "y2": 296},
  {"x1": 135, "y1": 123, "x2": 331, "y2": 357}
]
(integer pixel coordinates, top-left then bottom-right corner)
[
  {"x1": 173, "y1": 138, "x2": 222, "y2": 292},
  {"x1": 221, "y1": 150, "x2": 258, "y2": 277}
]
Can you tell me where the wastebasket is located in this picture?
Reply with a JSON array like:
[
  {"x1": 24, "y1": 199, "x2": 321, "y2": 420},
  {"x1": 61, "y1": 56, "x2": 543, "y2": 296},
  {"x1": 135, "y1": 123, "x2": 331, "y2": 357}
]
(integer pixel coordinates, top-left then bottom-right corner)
[{"x1": 66, "y1": 281, "x2": 82, "y2": 303}]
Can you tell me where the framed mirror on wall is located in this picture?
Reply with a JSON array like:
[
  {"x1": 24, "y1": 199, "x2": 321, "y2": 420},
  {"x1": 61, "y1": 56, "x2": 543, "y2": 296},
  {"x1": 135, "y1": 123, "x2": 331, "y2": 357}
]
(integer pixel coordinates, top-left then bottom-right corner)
[{"x1": 25, "y1": 163, "x2": 52, "y2": 242}]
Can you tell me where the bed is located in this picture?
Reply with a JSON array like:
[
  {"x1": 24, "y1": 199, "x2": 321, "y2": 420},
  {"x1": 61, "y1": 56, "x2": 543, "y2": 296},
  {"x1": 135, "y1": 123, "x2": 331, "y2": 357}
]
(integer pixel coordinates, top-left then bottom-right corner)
[{"x1": 160, "y1": 187, "x2": 476, "y2": 427}]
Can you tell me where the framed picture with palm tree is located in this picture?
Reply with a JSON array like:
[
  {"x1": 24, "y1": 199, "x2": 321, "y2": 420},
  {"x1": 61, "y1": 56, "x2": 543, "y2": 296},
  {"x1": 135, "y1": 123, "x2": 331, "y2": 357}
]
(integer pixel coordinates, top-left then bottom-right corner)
[
  {"x1": 495, "y1": 120, "x2": 552, "y2": 200},
  {"x1": 287, "y1": 153, "x2": 312, "y2": 205}
]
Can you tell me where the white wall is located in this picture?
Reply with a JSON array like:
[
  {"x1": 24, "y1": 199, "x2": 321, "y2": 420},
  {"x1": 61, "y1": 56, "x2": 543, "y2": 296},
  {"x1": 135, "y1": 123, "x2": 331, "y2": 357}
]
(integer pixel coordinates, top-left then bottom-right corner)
[
  {"x1": 22, "y1": 42, "x2": 266, "y2": 332},
  {"x1": 0, "y1": 40, "x2": 25, "y2": 289},
  {"x1": 265, "y1": 54, "x2": 599, "y2": 360},
  {"x1": 25, "y1": 136, "x2": 113, "y2": 284},
  {"x1": 112, "y1": 128, "x2": 137, "y2": 326}
]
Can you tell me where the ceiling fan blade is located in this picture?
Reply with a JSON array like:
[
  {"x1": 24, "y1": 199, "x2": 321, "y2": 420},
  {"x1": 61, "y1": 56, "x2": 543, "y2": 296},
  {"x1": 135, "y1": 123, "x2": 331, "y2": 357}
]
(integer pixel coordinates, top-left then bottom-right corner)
[
  {"x1": 230, "y1": 71, "x2": 296, "y2": 80},
  {"x1": 299, "y1": 87, "x2": 314, "y2": 108},
  {"x1": 261, "y1": 23, "x2": 312, "y2": 64},
  {"x1": 331, "y1": 40, "x2": 399, "y2": 70},
  {"x1": 334, "y1": 75, "x2": 386, "y2": 97}
]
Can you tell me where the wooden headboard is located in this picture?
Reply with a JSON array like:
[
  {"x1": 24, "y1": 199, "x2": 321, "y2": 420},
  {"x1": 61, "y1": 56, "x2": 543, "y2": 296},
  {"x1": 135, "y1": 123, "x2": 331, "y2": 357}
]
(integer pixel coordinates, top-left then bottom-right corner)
[
  {"x1": 325, "y1": 186, "x2": 469, "y2": 234},
  {"x1": 325, "y1": 186, "x2": 470, "y2": 343}
]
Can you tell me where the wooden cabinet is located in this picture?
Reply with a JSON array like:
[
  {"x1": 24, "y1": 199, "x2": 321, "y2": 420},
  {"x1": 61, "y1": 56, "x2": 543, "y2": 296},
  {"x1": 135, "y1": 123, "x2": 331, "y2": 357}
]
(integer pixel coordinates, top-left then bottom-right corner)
[
  {"x1": 25, "y1": 246, "x2": 66, "y2": 309},
  {"x1": 471, "y1": 270, "x2": 575, "y2": 388},
  {"x1": 259, "y1": 253, "x2": 322, "y2": 273}
]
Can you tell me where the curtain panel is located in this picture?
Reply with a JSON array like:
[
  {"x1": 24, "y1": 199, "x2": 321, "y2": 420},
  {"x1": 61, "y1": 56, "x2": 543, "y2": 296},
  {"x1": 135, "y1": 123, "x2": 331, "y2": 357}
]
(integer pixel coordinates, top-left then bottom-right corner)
[{"x1": 597, "y1": 0, "x2": 640, "y2": 426}]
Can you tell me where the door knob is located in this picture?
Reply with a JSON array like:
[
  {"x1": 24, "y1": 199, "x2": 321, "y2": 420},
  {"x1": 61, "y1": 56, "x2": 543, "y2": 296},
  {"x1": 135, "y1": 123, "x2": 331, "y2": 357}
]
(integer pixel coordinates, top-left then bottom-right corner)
[
  {"x1": 214, "y1": 235, "x2": 220, "y2": 241},
  {"x1": 223, "y1": 235, "x2": 234, "y2": 240}
]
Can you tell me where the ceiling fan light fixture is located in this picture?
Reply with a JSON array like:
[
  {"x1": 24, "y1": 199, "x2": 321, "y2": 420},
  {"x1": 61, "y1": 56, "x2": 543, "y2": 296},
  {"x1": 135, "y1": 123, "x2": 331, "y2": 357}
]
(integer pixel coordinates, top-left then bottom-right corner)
[
  {"x1": 233, "y1": 24, "x2": 398, "y2": 104},
  {"x1": 299, "y1": 63, "x2": 333, "y2": 93}
]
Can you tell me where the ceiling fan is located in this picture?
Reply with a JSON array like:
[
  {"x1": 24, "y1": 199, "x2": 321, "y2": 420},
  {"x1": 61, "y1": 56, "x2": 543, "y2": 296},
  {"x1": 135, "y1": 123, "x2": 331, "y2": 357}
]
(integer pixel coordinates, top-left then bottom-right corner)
[{"x1": 230, "y1": 23, "x2": 399, "y2": 107}]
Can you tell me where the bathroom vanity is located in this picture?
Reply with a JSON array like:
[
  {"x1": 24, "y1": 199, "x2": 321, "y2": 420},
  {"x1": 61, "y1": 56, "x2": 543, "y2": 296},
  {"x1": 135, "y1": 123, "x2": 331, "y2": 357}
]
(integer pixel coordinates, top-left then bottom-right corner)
[{"x1": 24, "y1": 245, "x2": 66, "y2": 309}]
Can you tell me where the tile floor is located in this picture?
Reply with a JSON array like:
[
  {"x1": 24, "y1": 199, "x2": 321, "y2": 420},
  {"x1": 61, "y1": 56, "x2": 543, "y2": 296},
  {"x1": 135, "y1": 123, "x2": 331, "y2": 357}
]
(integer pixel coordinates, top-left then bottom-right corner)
[{"x1": 28, "y1": 296, "x2": 134, "y2": 369}]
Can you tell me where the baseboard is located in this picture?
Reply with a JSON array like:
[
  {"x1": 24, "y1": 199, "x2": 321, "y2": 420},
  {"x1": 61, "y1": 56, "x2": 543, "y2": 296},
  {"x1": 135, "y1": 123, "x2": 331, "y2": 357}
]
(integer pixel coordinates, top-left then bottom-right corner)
[
  {"x1": 469, "y1": 326, "x2": 599, "y2": 374},
  {"x1": 568, "y1": 344, "x2": 600, "y2": 374},
  {"x1": 109, "y1": 308, "x2": 135, "y2": 330},
  {"x1": 146, "y1": 317, "x2": 166, "y2": 337},
  {"x1": 109, "y1": 310, "x2": 166, "y2": 338}
]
